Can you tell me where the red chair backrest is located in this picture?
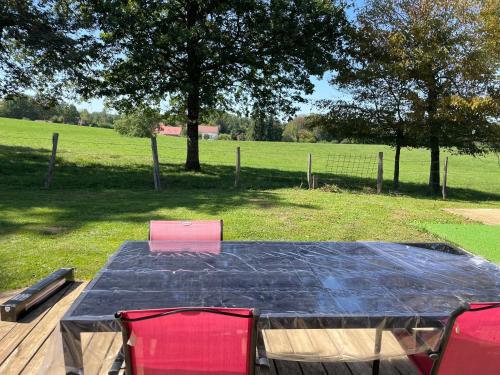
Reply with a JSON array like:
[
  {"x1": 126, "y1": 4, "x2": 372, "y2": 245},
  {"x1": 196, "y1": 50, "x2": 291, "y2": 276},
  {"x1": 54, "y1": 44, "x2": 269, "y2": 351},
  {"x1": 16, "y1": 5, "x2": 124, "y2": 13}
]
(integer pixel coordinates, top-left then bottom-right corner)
[
  {"x1": 117, "y1": 307, "x2": 257, "y2": 375},
  {"x1": 149, "y1": 220, "x2": 223, "y2": 241},
  {"x1": 433, "y1": 302, "x2": 500, "y2": 375}
]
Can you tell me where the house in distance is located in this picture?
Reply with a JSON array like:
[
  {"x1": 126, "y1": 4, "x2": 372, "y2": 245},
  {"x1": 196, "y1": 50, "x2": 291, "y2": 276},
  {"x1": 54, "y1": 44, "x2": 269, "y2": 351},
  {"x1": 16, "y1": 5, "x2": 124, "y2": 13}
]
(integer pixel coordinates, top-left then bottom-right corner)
[
  {"x1": 157, "y1": 124, "x2": 182, "y2": 137},
  {"x1": 198, "y1": 125, "x2": 219, "y2": 140},
  {"x1": 157, "y1": 123, "x2": 219, "y2": 140}
]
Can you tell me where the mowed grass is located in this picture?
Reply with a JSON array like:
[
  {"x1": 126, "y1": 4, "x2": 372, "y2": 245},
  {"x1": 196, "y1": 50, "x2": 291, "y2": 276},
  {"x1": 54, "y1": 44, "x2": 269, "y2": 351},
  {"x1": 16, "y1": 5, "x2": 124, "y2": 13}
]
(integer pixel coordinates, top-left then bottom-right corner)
[
  {"x1": 1, "y1": 117, "x2": 499, "y2": 290},
  {"x1": 421, "y1": 224, "x2": 500, "y2": 263}
]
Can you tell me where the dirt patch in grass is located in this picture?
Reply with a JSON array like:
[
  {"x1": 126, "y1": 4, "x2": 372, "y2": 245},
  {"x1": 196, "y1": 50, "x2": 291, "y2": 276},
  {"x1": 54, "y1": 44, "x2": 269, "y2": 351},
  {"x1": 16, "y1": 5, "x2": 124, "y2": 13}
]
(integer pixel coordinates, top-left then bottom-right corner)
[{"x1": 444, "y1": 208, "x2": 500, "y2": 225}]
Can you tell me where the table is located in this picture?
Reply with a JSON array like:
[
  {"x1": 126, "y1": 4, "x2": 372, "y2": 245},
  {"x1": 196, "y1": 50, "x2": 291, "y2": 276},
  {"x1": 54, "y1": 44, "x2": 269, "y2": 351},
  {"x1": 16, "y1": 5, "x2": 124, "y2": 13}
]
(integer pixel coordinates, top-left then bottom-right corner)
[{"x1": 60, "y1": 241, "x2": 500, "y2": 374}]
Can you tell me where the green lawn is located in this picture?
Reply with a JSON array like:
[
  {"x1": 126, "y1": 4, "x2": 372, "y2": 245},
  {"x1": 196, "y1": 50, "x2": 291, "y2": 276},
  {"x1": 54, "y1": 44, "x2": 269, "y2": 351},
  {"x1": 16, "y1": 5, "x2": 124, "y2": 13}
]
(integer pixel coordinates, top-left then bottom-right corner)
[
  {"x1": 1, "y1": 117, "x2": 499, "y2": 290},
  {"x1": 421, "y1": 224, "x2": 500, "y2": 263}
]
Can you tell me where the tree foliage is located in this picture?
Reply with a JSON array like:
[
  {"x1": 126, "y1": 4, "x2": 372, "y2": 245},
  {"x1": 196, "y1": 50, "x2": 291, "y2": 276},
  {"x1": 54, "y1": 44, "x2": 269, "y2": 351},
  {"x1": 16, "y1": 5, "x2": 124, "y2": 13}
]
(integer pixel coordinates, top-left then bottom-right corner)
[
  {"x1": 247, "y1": 108, "x2": 283, "y2": 142},
  {"x1": 114, "y1": 108, "x2": 162, "y2": 138},
  {"x1": 75, "y1": 0, "x2": 348, "y2": 170},
  {"x1": 283, "y1": 116, "x2": 324, "y2": 143},
  {"x1": 0, "y1": 0, "x2": 94, "y2": 100},
  {"x1": 316, "y1": 0, "x2": 500, "y2": 194},
  {"x1": 207, "y1": 112, "x2": 253, "y2": 140},
  {"x1": 0, "y1": 96, "x2": 80, "y2": 124}
]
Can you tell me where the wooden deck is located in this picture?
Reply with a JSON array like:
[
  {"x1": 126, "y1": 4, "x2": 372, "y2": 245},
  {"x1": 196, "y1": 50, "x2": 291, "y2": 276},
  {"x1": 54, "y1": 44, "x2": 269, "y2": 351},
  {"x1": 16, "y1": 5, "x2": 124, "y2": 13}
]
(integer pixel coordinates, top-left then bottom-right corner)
[{"x1": 0, "y1": 282, "x2": 418, "y2": 375}]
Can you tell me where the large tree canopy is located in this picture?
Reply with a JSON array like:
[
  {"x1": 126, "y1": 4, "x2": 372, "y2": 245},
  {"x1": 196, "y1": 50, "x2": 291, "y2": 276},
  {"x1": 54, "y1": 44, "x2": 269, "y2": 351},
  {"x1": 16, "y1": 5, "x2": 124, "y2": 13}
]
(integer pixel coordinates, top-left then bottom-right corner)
[
  {"x1": 317, "y1": 0, "x2": 500, "y2": 194},
  {"x1": 0, "y1": 0, "x2": 94, "y2": 100},
  {"x1": 75, "y1": 0, "x2": 348, "y2": 170}
]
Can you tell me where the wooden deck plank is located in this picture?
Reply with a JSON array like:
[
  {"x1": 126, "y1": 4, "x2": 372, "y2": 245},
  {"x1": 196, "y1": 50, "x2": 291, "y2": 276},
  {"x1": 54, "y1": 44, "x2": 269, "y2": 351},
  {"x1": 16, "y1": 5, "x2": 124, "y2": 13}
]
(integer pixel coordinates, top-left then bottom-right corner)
[
  {"x1": 300, "y1": 361, "x2": 328, "y2": 375},
  {"x1": 0, "y1": 319, "x2": 16, "y2": 343},
  {"x1": 82, "y1": 333, "x2": 118, "y2": 375},
  {"x1": 322, "y1": 362, "x2": 353, "y2": 375},
  {"x1": 388, "y1": 357, "x2": 419, "y2": 375},
  {"x1": 344, "y1": 361, "x2": 372, "y2": 375},
  {"x1": 274, "y1": 360, "x2": 303, "y2": 375},
  {"x1": 20, "y1": 330, "x2": 55, "y2": 375},
  {"x1": 0, "y1": 284, "x2": 71, "y2": 367},
  {"x1": 380, "y1": 360, "x2": 404, "y2": 375},
  {"x1": 0, "y1": 282, "x2": 86, "y2": 374},
  {"x1": 255, "y1": 359, "x2": 278, "y2": 375},
  {"x1": 98, "y1": 333, "x2": 123, "y2": 375}
]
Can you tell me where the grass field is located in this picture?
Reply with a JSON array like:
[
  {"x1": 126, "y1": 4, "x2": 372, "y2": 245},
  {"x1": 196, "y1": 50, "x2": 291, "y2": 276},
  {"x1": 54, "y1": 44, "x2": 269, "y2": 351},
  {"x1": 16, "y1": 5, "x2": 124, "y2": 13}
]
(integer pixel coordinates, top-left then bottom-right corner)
[
  {"x1": 1, "y1": 117, "x2": 499, "y2": 290},
  {"x1": 421, "y1": 223, "x2": 500, "y2": 263}
]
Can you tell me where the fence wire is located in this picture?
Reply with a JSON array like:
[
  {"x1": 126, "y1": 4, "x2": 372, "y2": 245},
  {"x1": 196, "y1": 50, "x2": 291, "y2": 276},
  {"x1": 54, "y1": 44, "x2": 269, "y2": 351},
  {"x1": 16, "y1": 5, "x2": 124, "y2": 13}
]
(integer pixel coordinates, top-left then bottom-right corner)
[
  {"x1": 324, "y1": 153, "x2": 378, "y2": 179},
  {"x1": 1, "y1": 133, "x2": 499, "y2": 197}
]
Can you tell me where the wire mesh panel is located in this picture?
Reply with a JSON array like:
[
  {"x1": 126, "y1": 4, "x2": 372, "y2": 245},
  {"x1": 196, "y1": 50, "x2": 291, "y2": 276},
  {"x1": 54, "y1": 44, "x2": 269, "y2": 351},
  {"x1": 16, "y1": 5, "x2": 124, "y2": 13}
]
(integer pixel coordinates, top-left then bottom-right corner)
[{"x1": 318, "y1": 153, "x2": 379, "y2": 189}]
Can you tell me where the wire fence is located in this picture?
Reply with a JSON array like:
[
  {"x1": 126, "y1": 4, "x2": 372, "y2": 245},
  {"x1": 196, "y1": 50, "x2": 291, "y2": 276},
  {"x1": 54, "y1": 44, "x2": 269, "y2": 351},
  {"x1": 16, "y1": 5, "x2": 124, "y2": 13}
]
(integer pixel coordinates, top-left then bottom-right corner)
[{"x1": 1, "y1": 132, "x2": 499, "y2": 199}]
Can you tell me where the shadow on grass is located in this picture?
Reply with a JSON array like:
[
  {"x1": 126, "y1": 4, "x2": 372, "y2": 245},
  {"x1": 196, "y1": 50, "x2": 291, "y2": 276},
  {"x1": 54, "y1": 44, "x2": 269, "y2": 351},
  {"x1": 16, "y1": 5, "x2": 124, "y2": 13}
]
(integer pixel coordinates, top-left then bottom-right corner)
[{"x1": 1, "y1": 144, "x2": 499, "y2": 200}]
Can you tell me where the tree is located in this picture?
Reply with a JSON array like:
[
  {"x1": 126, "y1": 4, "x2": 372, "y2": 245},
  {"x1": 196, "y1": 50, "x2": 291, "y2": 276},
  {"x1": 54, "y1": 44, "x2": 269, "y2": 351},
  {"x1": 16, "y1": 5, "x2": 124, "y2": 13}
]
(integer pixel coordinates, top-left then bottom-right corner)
[
  {"x1": 207, "y1": 111, "x2": 253, "y2": 140},
  {"x1": 283, "y1": 117, "x2": 304, "y2": 142},
  {"x1": 61, "y1": 104, "x2": 80, "y2": 124},
  {"x1": 79, "y1": 109, "x2": 91, "y2": 126},
  {"x1": 312, "y1": 99, "x2": 418, "y2": 191},
  {"x1": 247, "y1": 108, "x2": 283, "y2": 141},
  {"x1": 0, "y1": 1, "x2": 94, "y2": 99},
  {"x1": 76, "y1": 0, "x2": 348, "y2": 170},
  {"x1": 0, "y1": 95, "x2": 40, "y2": 119},
  {"x1": 114, "y1": 108, "x2": 162, "y2": 138},
  {"x1": 321, "y1": 0, "x2": 500, "y2": 194},
  {"x1": 283, "y1": 116, "x2": 319, "y2": 143}
]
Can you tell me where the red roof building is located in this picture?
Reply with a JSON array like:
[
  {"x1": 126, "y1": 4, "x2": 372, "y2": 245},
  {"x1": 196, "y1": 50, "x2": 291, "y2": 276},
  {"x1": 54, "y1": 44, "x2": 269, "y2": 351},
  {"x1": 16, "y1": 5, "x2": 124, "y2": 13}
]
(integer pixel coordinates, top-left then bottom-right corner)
[
  {"x1": 156, "y1": 123, "x2": 219, "y2": 139},
  {"x1": 157, "y1": 124, "x2": 182, "y2": 137},
  {"x1": 198, "y1": 125, "x2": 219, "y2": 140}
]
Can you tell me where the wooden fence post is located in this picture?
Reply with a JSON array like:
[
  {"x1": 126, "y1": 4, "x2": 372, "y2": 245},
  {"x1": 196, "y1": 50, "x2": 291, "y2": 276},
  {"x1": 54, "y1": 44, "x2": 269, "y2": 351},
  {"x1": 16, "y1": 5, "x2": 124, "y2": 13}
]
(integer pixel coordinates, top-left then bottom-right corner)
[
  {"x1": 151, "y1": 137, "x2": 161, "y2": 191},
  {"x1": 307, "y1": 153, "x2": 312, "y2": 189},
  {"x1": 442, "y1": 157, "x2": 448, "y2": 200},
  {"x1": 235, "y1": 146, "x2": 240, "y2": 187},
  {"x1": 312, "y1": 174, "x2": 318, "y2": 189},
  {"x1": 377, "y1": 152, "x2": 383, "y2": 194},
  {"x1": 44, "y1": 132, "x2": 59, "y2": 189}
]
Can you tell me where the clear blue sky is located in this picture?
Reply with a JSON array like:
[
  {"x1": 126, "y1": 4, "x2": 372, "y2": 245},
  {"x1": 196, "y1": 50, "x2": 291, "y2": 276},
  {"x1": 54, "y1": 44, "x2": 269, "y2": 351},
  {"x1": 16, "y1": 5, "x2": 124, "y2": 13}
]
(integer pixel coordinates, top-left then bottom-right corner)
[{"x1": 74, "y1": 1, "x2": 363, "y2": 115}]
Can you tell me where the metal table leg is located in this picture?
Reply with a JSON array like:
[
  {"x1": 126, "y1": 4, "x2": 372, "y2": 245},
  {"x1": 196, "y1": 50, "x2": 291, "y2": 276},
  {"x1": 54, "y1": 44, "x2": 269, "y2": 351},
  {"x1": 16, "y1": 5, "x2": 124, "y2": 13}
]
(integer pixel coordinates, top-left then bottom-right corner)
[
  {"x1": 60, "y1": 322, "x2": 84, "y2": 374},
  {"x1": 372, "y1": 327, "x2": 383, "y2": 375}
]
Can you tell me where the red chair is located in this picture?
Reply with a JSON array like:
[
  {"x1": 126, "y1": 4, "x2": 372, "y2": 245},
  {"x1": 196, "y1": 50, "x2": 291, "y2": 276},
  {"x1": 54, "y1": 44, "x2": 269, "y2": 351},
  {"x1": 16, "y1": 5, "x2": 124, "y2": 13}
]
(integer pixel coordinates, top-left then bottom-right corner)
[
  {"x1": 115, "y1": 307, "x2": 259, "y2": 375},
  {"x1": 409, "y1": 302, "x2": 500, "y2": 375},
  {"x1": 149, "y1": 220, "x2": 223, "y2": 241}
]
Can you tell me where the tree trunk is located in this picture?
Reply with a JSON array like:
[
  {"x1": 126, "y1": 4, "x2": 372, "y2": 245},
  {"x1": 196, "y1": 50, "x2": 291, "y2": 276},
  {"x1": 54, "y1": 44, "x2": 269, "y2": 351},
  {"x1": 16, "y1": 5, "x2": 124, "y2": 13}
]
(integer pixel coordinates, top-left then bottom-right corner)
[
  {"x1": 426, "y1": 85, "x2": 440, "y2": 195},
  {"x1": 185, "y1": 89, "x2": 201, "y2": 171},
  {"x1": 184, "y1": 1, "x2": 201, "y2": 171},
  {"x1": 185, "y1": 123, "x2": 200, "y2": 171},
  {"x1": 429, "y1": 135, "x2": 440, "y2": 194},
  {"x1": 393, "y1": 143, "x2": 401, "y2": 192}
]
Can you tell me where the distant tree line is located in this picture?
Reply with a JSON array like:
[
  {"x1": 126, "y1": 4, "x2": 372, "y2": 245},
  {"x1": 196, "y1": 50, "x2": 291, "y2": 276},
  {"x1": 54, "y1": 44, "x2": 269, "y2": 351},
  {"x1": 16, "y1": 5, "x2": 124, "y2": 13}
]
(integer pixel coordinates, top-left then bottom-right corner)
[{"x1": 0, "y1": 96, "x2": 117, "y2": 128}]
